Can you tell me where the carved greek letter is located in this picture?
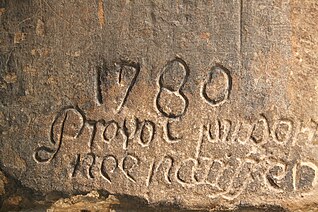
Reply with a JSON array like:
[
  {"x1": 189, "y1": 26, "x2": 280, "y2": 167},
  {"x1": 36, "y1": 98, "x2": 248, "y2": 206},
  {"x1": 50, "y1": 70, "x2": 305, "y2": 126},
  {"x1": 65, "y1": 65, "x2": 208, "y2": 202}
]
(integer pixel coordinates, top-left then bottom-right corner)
[
  {"x1": 176, "y1": 158, "x2": 197, "y2": 187},
  {"x1": 250, "y1": 114, "x2": 270, "y2": 145},
  {"x1": 121, "y1": 154, "x2": 139, "y2": 183},
  {"x1": 137, "y1": 120, "x2": 156, "y2": 147},
  {"x1": 163, "y1": 120, "x2": 182, "y2": 144},
  {"x1": 201, "y1": 65, "x2": 232, "y2": 107},
  {"x1": 103, "y1": 120, "x2": 119, "y2": 144},
  {"x1": 272, "y1": 119, "x2": 294, "y2": 144},
  {"x1": 34, "y1": 106, "x2": 85, "y2": 163},
  {"x1": 147, "y1": 156, "x2": 174, "y2": 187},
  {"x1": 71, "y1": 153, "x2": 96, "y2": 179},
  {"x1": 100, "y1": 155, "x2": 118, "y2": 183}
]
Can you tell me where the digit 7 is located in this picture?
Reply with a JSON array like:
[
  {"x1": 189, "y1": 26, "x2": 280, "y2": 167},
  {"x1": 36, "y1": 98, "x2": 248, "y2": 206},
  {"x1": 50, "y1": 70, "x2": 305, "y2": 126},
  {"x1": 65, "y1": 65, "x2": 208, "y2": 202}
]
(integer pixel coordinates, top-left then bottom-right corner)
[{"x1": 116, "y1": 60, "x2": 141, "y2": 113}]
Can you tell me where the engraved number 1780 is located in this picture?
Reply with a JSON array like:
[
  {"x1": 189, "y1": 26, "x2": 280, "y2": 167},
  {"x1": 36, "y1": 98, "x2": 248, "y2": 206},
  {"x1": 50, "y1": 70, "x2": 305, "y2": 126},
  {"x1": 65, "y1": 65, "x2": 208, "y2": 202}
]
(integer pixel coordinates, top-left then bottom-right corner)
[{"x1": 96, "y1": 58, "x2": 232, "y2": 118}]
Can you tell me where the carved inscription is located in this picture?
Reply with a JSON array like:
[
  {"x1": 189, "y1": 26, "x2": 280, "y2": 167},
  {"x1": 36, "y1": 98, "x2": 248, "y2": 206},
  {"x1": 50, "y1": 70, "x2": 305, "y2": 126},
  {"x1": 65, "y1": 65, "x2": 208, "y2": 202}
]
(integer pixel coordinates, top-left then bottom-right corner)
[
  {"x1": 34, "y1": 58, "x2": 318, "y2": 200},
  {"x1": 34, "y1": 106, "x2": 85, "y2": 163},
  {"x1": 71, "y1": 153, "x2": 139, "y2": 183},
  {"x1": 201, "y1": 65, "x2": 232, "y2": 106},
  {"x1": 34, "y1": 106, "x2": 318, "y2": 199},
  {"x1": 95, "y1": 58, "x2": 232, "y2": 116},
  {"x1": 155, "y1": 58, "x2": 189, "y2": 118},
  {"x1": 95, "y1": 60, "x2": 140, "y2": 113},
  {"x1": 116, "y1": 61, "x2": 141, "y2": 113},
  {"x1": 100, "y1": 155, "x2": 117, "y2": 183}
]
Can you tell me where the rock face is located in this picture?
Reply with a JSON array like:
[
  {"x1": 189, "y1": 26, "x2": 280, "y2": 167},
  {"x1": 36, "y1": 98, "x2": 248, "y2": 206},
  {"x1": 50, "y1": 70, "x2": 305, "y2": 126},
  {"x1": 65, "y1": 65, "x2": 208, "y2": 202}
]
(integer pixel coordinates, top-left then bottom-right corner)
[{"x1": 0, "y1": 0, "x2": 318, "y2": 210}]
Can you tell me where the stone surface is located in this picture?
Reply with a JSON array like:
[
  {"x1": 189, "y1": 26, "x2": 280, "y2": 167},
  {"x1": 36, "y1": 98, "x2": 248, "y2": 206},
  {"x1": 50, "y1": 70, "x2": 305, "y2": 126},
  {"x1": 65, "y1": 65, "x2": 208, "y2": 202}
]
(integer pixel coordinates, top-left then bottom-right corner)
[
  {"x1": 0, "y1": 171, "x2": 7, "y2": 196},
  {"x1": 0, "y1": 0, "x2": 318, "y2": 211},
  {"x1": 48, "y1": 192, "x2": 119, "y2": 212}
]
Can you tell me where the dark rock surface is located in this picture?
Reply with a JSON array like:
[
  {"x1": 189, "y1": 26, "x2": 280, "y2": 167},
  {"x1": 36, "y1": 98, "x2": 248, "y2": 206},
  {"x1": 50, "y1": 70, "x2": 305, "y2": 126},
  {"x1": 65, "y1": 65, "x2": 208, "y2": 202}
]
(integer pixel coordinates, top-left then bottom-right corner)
[{"x1": 0, "y1": 0, "x2": 318, "y2": 211}]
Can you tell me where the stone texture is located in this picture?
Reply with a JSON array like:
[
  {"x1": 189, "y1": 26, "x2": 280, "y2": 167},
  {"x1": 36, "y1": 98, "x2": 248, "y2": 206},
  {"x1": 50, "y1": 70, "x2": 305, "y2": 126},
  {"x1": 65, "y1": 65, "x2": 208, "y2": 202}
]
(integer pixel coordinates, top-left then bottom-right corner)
[
  {"x1": 0, "y1": 171, "x2": 7, "y2": 196},
  {"x1": 0, "y1": 0, "x2": 318, "y2": 211},
  {"x1": 48, "y1": 192, "x2": 119, "y2": 212}
]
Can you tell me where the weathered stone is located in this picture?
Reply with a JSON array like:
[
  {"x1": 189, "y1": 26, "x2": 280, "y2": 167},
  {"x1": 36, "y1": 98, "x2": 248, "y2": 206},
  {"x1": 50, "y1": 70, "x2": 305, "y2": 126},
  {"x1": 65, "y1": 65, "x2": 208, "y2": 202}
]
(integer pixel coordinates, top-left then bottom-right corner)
[
  {"x1": 0, "y1": 0, "x2": 318, "y2": 211},
  {"x1": 48, "y1": 192, "x2": 118, "y2": 212},
  {"x1": 0, "y1": 171, "x2": 7, "y2": 196}
]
